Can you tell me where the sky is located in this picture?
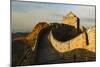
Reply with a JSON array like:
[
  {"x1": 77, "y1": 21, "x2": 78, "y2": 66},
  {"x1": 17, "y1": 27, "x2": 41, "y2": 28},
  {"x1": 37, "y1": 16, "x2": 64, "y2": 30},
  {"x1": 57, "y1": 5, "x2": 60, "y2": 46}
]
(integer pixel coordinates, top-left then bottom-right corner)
[{"x1": 11, "y1": 1, "x2": 95, "y2": 33}]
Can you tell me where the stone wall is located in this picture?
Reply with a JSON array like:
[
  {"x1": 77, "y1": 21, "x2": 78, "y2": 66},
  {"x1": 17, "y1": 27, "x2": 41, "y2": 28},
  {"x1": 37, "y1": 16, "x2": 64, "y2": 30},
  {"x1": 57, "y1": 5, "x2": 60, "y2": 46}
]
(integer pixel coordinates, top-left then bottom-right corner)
[
  {"x1": 48, "y1": 26, "x2": 96, "y2": 53},
  {"x1": 12, "y1": 22, "x2": 96, "y2": 66},
  {"x1": 87, "y1": 26, "x2": 96, "y2": 52},
  {"x1": 48, "y1": 26, "x2": 96, "y2": 62},
  {"x1": 48, "y1": 31, "x2": 87, "y2": 53},
  {"x1": 12, "y1": 22, "x2": 49, "y2": 66},
  {"x1": 48, "y1": 27, "x2": 96, "y2": 52},
  {"x1": 70, "y1": 32, "x2": 86, "y2": 50},
  {"x1": 25, "y1": 22, "x2": 49, "y2": 50}
]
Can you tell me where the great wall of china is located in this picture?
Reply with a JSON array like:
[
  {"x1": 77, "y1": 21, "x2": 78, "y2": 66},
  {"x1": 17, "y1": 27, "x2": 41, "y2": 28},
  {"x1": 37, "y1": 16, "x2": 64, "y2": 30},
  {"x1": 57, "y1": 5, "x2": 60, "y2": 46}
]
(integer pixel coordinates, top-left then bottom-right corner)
[
  {"x1": 12, "y1": 12, "x2": 96, "y2": 66},
  {"x1": 48, "y1": 26, "x2": 95, "y2": 53}
]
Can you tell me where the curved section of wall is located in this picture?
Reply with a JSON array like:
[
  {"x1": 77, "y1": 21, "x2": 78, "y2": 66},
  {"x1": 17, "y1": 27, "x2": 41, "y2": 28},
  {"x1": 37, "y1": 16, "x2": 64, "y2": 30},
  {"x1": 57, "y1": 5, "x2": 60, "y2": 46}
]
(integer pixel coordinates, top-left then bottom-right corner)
[
  {"x1": 26, "y1": 22, "x2": 49, "y2": 51},
  {"x1": 50, "y1": 23, "x2": 79, "y2": 42},
  {"x1": 48, "y1": 30, "x2": 94, "y2": 53},
  {"x1": 48, "y1": 31, "x2": 70, "y2": 53}
]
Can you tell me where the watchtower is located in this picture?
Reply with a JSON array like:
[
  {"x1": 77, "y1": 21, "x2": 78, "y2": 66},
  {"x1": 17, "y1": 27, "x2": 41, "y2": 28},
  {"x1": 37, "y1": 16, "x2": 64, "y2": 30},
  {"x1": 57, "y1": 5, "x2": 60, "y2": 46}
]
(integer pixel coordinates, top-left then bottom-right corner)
[{"x1": 63, "y1": 12, "x2": 80, "y2": 33}]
